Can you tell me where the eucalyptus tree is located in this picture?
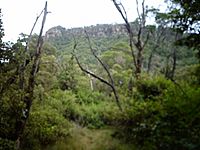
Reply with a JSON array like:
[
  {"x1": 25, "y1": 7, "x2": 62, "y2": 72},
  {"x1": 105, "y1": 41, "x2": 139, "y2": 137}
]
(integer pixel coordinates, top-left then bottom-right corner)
[{"x1": 157, "y1": 0, "x2": 200, "y2": 59}]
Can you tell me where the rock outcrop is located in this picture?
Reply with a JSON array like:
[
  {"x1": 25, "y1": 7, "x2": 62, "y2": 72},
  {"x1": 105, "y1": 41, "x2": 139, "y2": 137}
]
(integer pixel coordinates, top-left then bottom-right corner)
[{"x1": 45, "y1": 23, "x2": 128, "y2": 40}]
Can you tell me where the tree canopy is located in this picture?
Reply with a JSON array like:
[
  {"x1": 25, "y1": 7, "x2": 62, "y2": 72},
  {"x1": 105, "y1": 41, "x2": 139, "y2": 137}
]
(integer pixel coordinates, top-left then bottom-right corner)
[{"x1": 157, "y1": 0, "x2": 200, "y2": 58}]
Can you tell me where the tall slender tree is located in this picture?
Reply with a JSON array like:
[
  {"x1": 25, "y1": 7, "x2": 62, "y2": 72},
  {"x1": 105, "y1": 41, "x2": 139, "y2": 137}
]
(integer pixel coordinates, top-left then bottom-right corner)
[
  {"x1": 112, "y1": 0, "x2": 150, "y2": 79},
  {"x1": 157, "y1": 0, "x2": 200, "y2": 59}
]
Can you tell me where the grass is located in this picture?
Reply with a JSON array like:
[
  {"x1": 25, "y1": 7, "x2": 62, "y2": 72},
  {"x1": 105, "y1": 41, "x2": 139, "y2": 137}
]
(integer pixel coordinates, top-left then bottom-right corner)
[{"x1": 44, "y1": 123, "x2": 136, "y2": 150}]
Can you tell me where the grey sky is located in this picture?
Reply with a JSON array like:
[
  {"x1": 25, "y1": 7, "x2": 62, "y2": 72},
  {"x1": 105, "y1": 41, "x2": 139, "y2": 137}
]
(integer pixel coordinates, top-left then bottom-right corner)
[{"x1": 1, "y1": 0, "x2": 165, "y2": 42}]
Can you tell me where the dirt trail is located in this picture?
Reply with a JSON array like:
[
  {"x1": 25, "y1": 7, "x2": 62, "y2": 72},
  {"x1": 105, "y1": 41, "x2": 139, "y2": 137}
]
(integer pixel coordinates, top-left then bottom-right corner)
[{"x1": 44, "y1": 124, "x2": 135, "y2": 150}]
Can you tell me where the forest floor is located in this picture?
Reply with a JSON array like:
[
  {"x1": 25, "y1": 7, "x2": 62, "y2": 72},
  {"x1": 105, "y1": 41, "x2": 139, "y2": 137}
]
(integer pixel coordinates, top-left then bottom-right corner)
[{"x1": 44, "y1": 123, "x2": 135, "y2": 150}]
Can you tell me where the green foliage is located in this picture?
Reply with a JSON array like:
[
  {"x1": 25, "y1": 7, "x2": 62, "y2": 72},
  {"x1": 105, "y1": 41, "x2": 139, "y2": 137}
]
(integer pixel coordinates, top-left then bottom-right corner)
[
  {"x1": 22, "y1": 107, "x2": 70, "y2": 149},
  {"x1": 0, "y1": 88, "x2": 25, "y2": 141},
  {"x1": 119, "y1": 79, "x2": 200, "y2": 149},
  {"x1": 42, "y1": 42, "x2": 57, "y2": 56},
  {"x1": 21, "y1": 90, "x2": 72, "y2": 149},
  {"x1": 76, "y1": 89, "x2": 106, "y2": 104},
  {"x1": 101, "y1": 49, "x2": 132, "y2": 70},
  {"x1": 45, "y1": 89, "x2": 122, "y2": 129},
  {"x1": 1, "y1": 4, "x2": 200, "y2": 149},
  {"x1": 136, "y1": 75, "x2": 173, "y2": 100},
  {"x1": 0, "y1": 11, "x2": 24, "y2": 149},
  {"x1": 157, "y1": 0, "x2": 200, "y2": 59},
  {"x1": 0, "y1": 138, "x2": 16, "y2": 150},
  {"x1": 57, "y1": 55, "x2": 78, "y2": 91},
  {"x1": 63, "y1": 89, "x2": 107, "y2": 128},
  {"x1": 176, "y1": 64, "x2": 200, "y2": 86},
  {"x1": 45, "y1": 89, "x2": 77, "y2": 114}
]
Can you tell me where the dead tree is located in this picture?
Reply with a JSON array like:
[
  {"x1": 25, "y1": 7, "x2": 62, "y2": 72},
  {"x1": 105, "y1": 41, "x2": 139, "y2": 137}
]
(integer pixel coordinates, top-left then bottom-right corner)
[
  {"x1": 163, "y1": 31, "x2": 180, "y2": 80},
  {"x1": 15, "y1": 2, "x2": 48, "y2": 149},
  {"x1": 72, "y1": 31, "x2": 122, "y2": 111},
  {"x1": 112, "y1": 0, "x2": 150, "y2": 79},
  {"x1": 19, "y1": 8, "x2": 45, "y2": 91},
  {"x1": 147, "y1": 26, "x2": 166, "y2": 73},
  {"x1": 86, "y1": 65, "x2": 94, "y2": 91}
]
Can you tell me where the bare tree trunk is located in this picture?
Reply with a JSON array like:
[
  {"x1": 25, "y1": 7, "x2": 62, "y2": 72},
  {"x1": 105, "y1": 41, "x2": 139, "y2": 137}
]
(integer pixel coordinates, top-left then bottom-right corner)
[
  {"x1": 86, "y1": 65, "x2": 94, "y2": 91},
  {"x1": 147, "y1": 51, "x2": 153, "y2": 73},
  {"x1": 18, "y1": 9, "x2": 44, "y2": 91},
  {"x1": 15, "y1": 2, "x2": 48, "y2": 149},
  {"x1": 171, "y1": 47, "x2": 177, "y2": 80},
  {"x1": 147, "y1": 26, "x2": 166, "y2": 74},
  {"x1": 170, "y1": 33, "x2": 179, "y2": 80},
  {"x1": 136, "y1": 47, "x2": 143, "y2": 77},
  {"x1": 112, "y1": 0, "x2": 148, "y2": 79},
  {"x1": 165, "y1": 55, "x2": 171, "y2": 79}
]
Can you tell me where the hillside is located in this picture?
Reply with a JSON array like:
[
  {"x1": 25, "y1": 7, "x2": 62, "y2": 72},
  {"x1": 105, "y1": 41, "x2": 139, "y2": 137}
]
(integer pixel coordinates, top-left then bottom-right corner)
[
  {"x1": 44, "y1": 23, "x2": 198, "y2": 71},
  {"x1": 44, "y1": 24, "x2": 129, "y2": 54}
]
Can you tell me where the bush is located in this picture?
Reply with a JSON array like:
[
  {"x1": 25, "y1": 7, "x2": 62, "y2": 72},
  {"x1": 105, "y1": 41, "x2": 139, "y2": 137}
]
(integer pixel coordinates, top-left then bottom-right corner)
[
  {"x1": 0, "y1": 138, "x2": 16, "y2": 150},
  {"x1": 176, "y1": 64, "x2": 200, "y2": 86},
  {"x1": 21, "y1": 107, "x2": 70, "y2": 150},
  {"x1": 64, "y1": 102, "x2": 105, "y2": 128},
  {"x1": 120, "y1": 81, "x2": 200, "y2": 149},
  {"x1": 61, "y1": 89, "x2": 123, "y2": 128},
  {"x1": 76, "y1": 89, "x2": 106, "y2": 104},
  {"x1": 136, "y1": 76, "x2": 172, "y2": 100},
  {"x1": 44, "y1": 89, "x2": 77, "y2": 114},
  {"x1": 20, "y1": 90, "x2": 73, "y2": 149}
]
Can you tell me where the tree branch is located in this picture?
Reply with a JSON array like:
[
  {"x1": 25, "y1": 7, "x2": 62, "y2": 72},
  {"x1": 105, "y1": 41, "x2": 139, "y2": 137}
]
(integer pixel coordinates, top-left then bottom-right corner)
[
  {"x1": 15, "y1": 2, "x2": 48, "y2": 149},
  {"x1": 112, "y1": 0, "x2": 137, "y2": 76},
  {"x1": 84, "y1": 30, "x2": 115, "y2": 85},
  {"x1": 72, "y1": 32, "x2": 122, "y2": 111}
]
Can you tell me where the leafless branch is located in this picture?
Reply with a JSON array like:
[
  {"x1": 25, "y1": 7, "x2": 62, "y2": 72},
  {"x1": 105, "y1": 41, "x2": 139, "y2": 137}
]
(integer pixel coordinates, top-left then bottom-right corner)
[
  {"x1": 26, "y1": 9, "x2": 44, "y2": 51},
  {"x1": 111, "y1": 0, "x2": 132, "y2": 34},
  {"x1": 112, "y1": 0, "x2": 150, "y2": 77},
  {"x1": 74, "y1": 54, "x2": 110, "y2": 87},
  {"x1": 84, "y1": 30, "x2": 115, "y2": 86},
  {"x1": 15, "y1": 2, "x2": 48, "y2": 148},
  {"x1": 147, "y1": 27, "x2": 166, "y2": 73},
  {"x1": 112, "y1": 0, "x2": 137, "y2": 76},
  {"x1": 136, "y1": 0, "x2": 146, "y2": 50},
  {"x1": 141, "y1": 0, "x2": 146, "y2": 28},
  {"x1": 143, "y1": 31, "x2": 150, "y2": 49},
  {"x1": 72, "y1": 31, "x2": 122, "y2": 111}
]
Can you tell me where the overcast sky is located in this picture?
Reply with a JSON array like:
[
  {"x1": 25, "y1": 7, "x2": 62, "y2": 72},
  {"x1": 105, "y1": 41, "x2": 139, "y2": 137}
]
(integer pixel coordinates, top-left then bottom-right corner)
[{"x1": 1, "y1": 0, "x2": 165, "y2": 42}]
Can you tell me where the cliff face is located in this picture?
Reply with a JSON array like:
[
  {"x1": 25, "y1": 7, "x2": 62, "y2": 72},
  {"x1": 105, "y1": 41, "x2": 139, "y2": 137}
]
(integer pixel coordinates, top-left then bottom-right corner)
[
  {"x1": 45, "y1": 24, "x2": 127, "y2": 40},
  {"x1": 45, "y1": 26, "x2": 66, "y2": 39}
]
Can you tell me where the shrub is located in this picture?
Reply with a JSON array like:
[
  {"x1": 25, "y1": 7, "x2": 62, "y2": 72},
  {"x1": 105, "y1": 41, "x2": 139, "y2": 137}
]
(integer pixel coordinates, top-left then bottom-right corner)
[
  {"x1": 76, "y1": 89, "x2": 106, "y2": 104},
  {"x1": 62, "y1": 89, "x2": 123, "y2": 128},
  {"x1": 64, "y1": 102, "x2": 105, "y2": 128},
  {"x1": 44, "y1": 89, "x2": 77, "y2": 114},
  {"x1": 136, "y1": 76, "x2": 172, "y2": 100},
  {"x1": 120, "y1": 82, "x2": 200, "y2": 149},
  {"x1": 176, "y1": 64, "x2": 200, "y2": 86},
  {"x1": 21, "y1": 107, "x2": 70, "y2": 150},
  {"x1": 20, "y1": 90, "x2": 74, "y2": 149},
  {"x1": 0, "y1": 138, "x2": 16, "y2": 150}
]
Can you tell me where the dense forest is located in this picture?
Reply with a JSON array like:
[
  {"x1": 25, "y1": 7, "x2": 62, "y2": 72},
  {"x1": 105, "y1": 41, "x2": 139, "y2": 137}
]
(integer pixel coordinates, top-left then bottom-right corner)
[{"x1": 0, "y1": 0, "x2": 200, "y2": 150}]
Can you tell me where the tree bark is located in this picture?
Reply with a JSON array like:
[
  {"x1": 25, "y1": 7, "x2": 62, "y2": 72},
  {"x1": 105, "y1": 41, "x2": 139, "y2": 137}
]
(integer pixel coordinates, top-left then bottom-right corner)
[
  {"x1": 147, "y1": 51, "x2": 153, "y2": 73},
  {"x1": 112, "y1": 0, "x2": 148, "y2": 79},
  {"x1": 86, "y1": 65, "x2": 94, "y2": 91},
  {"x1": 15, "y1": 2, "x2": 48, "y2": 149},
  {"x1": 171, "y1": 47, "x2": 176, "y2": 80}
]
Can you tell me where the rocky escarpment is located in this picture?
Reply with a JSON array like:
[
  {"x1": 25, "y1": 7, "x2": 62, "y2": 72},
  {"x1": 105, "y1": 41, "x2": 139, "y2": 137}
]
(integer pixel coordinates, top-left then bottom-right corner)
[{"x1": 45, "y1": 24, "x2": 128, "y2": 41}]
